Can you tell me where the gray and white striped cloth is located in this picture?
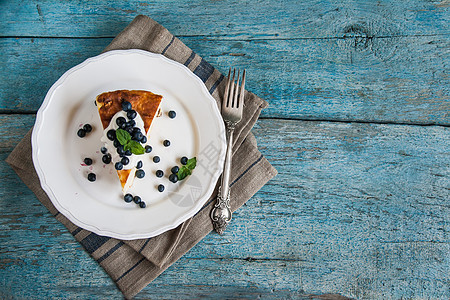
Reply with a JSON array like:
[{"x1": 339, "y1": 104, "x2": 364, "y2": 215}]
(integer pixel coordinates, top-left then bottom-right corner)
[{"x1": 7, "y1": 15, "x2": 277, "y2": 299}]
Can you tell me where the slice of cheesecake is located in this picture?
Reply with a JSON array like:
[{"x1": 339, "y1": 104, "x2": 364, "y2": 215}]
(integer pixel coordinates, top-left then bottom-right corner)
[{"x1": 96, "y1": 90, "x2": 162, "y2": 193}]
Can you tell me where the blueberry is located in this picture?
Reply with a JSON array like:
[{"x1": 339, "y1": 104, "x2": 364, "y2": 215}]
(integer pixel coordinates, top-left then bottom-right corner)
[
  {"x1": 139, "y1": 201, "x2": 146, "y2": 208},
  {"x1": 133, "y1": 131, "x2": 143, "y2": 141},
  {"x1": 124, "y1": 193, "x2": 133, "y2": 203},
  {"x1": 163, "y1": 140, "x2": 171, "y2": 147},
  {"x1": 84, "y1": 158, "x2": 93, "y2": 165},
  {"x1": 136, "y1": 169, "x2": 145, "y2": 179},
  {"x1": 127, "y1": 110, "x2": 137, "y2": 120},
  {"x1": 140, "y1": 136, "x2": 147, "y2": 144},
  {"x1": 136, "y1": 161, "x2": 143, "y2": 169},
  {"x1": 125, "y1": 126, "x2": 134, "y2": 134},
  {"x1": 83, "y1": 124, "x2": 92, "y2": 132},
  {"x1": 153, "y1": 156, "x2": 160, "y2": 163},
  {"x1": 157, "y1": 184, "x2": 165, "y2": 192},
  {"x1": 120, "y1": 122, "x2": 127, "y2": 129},
  {"x1": 102, "y1": 154, "x2": 111, "y2": 164},
  {"x1": 171, "y1": 166, "x2": 179, "y2": 174},
  {"x1": 77, "y1": 128, "x2": 86, "y2": 138},
  {"x1": 113, "y1": 139, "x2": 120, "y2": 148},
  {"x1": 94, "y1": 100, "x2": 97, "y2": 106},
  {"x1": 107, "y1": 129, "x2": 115, "y2": 141},
  {"x1": 180, "y1": 156, "x2": 188, "y2": 165},
  {"x1": 116, "y1": 116, "x2": 126, "y2": 127},
  {"x1": 133, "y1": 196, "x2": 142, "y2": 204},
  {"x1": 169, "y1": 173, "x2": 178, "y2": 183},
  {"x1": 87, "y1": 173, "x2": 96, "y2": 182},
  {"x1": 127, "y1": 120, "x2": 136, "y2": 128},
  {"x1": 122, "y1": 101, "x2": 132, "y2": 112},
  {"x1": 156, "y1": 170, "x2": 164, "y2": 178},
  {"x1": 132, "y1": 127, "x2": 141, "y2": 134},
  {"x1": 125, "y1": 150, "x2": 132, "y2": 156},
  {"x1": 121, "y1": 156, "x2": 129, "y2": 165},
  {"x1": 145, "y1": 145, "x2": 152, "y2": 153},
  {"x1": 115, "y1": 162, "x2": 123, "y2": 170},
  {"x1": 101, "y1": 146, "x2": 108, "y2": 154},
  {"x1": 168, "y1": 110, "x2": 176, "y2": 119},
  {"x1": 117, "y1": 145, "x2": 125, "y2": 156}
]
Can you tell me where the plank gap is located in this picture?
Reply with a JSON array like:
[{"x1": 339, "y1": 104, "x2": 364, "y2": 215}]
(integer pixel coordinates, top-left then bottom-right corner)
[
  {"x1": 259, "y1": 116, "x2": 450, "y2": 128},
  {"x1": 0, "y1": 33, "x2": 448, "y2": 41},
  {"x1": 181, "y1": 257, "x2": 308, "y2": 262}
]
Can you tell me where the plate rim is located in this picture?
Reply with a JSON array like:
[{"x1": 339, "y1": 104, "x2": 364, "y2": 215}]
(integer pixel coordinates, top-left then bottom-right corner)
[{"x1": 31, "y1": 49, "x2": 226, "y2": 240}]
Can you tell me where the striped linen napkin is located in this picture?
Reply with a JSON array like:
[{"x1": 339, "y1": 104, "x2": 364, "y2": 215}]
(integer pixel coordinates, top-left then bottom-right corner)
[{"x1": 6, "y1": 15, "x2": 277, "y2": 299}]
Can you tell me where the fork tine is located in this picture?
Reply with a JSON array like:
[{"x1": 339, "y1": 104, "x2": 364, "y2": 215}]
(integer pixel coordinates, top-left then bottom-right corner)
[
  {"x1": 237, "y1": 69, "x2": 246, "y2": 108},
  {"x1": 223, "y1": 68, "x2": 231, "y2": 109},
  {"x1": 227, "y1": 69, "x2": 236, "y2": 108},
  {"x1": 232, "y1": 69, "x2": 240, "y2": 108}
]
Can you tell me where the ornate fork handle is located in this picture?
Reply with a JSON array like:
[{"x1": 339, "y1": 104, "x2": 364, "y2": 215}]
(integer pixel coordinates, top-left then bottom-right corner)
[
  {"x1": 211, "y1": 120, "x2": 236, "y2": 234},
  {"x1": 211, "y1": 186, "x2": 231, "y2": 234}
]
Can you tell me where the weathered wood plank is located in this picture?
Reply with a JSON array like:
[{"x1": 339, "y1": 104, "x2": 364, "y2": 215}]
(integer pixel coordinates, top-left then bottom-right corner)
[
  {"x1": 0, "y1": 115, "x2": 448, "y2": 299},
  {"x1": 1, "y1": 0, "x2": 448, "y2": 38},
  {"x1": 2, "y1": 35, "x2": 449, "y2": 124},
  {"x1": 1, "y1": 38, "x2": 108, "y2": 113}
]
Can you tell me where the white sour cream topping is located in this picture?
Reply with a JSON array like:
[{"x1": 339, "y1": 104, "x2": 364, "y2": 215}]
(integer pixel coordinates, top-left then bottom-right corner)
[{"x1": 101, "y1": 110, "x2": 146, "y2": 170}]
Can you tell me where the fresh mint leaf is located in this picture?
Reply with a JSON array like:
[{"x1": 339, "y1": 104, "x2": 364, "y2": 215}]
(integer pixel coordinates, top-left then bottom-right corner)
[
  {"x1": 177, "y1": 166, "x2": 192, "y2": 180},
  {"x1": 128, "y1": 140, "x2": 145, "y2": 155},
  {"x1": 186, "y1": 157, "x2": 197, "y2": 170},
  {"x1": 116, "y1": 129, "x2": 144, "y2": 155},
  {"x1": 116, "y1": 129, "x2": 131, "y2": 146},
  {"x1": 177, "y1": 157, "x2": 197, "y2": 180}
]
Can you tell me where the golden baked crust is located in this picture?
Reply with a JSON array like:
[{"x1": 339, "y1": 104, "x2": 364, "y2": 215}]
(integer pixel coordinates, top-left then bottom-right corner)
[
  {"x1": 96, "y1": 89, "x2": 162, "y2": 192},
  {"x1": 96, "y1": 90, "x2": 163, "y2": 134},
  {"x1": 117, "y1": 169, "x2": 132, "y2": 189}
]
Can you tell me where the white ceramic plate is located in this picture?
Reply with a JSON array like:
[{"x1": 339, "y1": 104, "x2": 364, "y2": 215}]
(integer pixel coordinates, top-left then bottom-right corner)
[{"x1": 32, "y1": 50, "x2": 226, "y2": 240}]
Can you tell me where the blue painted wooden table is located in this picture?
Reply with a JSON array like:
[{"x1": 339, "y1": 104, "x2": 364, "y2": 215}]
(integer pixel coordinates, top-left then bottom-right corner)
[{"x1": 1, "y1": 1, "x2": 449, "y2": 299}]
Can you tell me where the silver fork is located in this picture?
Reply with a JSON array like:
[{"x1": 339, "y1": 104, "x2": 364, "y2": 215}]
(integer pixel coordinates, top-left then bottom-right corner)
[{"x1": 211, "y1": 68, "x2": 245, "y2": 234}]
